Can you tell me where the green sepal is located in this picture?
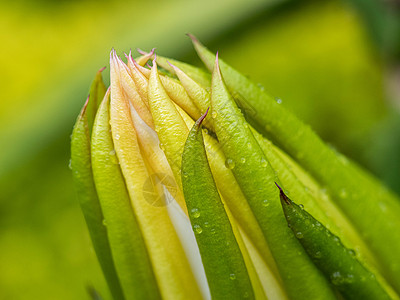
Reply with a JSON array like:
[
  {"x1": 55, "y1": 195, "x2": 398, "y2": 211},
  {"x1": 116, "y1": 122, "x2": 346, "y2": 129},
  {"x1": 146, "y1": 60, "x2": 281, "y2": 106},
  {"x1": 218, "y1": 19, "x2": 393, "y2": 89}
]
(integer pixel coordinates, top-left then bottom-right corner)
[
  {"x1": 86, "y1": 67, "x2": 107, "y2": 135},
  {"x1": 91, "y1": 91, "x2": 161, "y2": 300},
  {"x1": 182, "y1": 110, "x2": 255, "y2": 300},
  {"x1": 210, "y1": 55, "x2": 336, "y2": 300},
  {"x1": 192, "y1": 36, "x2": 400, "y2": 292},
  {"x1": 70, "y1": 95, "x2": 124, "y2": 300},
  {"x1": 278, "y1": 185, "x2": 391, "y2": 300}
]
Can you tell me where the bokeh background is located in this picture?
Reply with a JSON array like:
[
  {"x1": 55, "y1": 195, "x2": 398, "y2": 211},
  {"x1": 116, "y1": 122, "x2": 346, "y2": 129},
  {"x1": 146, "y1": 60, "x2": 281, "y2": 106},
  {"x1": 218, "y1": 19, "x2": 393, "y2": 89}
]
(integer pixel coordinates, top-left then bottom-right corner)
[{"x1": 1, "y1": 0, "x2": 399, "y2": 299}]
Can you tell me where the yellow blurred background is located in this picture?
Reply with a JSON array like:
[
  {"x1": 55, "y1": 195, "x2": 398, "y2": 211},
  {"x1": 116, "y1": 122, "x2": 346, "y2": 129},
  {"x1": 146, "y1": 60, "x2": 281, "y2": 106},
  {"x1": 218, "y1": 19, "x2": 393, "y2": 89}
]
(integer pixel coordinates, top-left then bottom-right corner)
[{"x1": 1, "y1": 0, "x2": 399, "y2": 299}]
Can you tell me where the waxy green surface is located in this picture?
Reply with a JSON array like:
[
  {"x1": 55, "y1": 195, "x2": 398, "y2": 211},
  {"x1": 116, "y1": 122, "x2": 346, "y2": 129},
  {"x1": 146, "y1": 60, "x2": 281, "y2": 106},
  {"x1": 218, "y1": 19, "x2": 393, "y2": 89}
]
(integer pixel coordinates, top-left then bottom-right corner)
[
  {"x1": 278, "y1": 185, "x2": 391, "y2": 300},
  {"x1": 91, "y1": 92, "x2": 161, "y2": 300},
  {"x1": 210, "y1": 55, "x2": 336, "y2": 299},
  {"x1": 192, "y1": 36, "x2": 400, "y2": 293},
  {"x1": 182, "y1": 111, "x2": 255, "y2": 300},
  {"x1": 70, "y1": 90, "x2": 124, "y2": 299}
]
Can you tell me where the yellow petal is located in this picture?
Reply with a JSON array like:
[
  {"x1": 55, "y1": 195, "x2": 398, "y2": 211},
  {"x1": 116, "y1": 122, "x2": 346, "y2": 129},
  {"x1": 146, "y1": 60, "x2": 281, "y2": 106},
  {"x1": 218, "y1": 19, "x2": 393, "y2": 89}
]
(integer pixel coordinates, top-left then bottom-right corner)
[{"x1": 109, "y1": 50, "x2": 201, "y2": 300}]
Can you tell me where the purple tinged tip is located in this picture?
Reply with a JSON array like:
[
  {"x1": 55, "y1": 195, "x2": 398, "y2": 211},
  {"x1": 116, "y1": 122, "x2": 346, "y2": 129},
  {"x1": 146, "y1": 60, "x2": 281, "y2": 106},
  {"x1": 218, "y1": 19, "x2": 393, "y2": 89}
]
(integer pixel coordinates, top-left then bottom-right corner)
[
  {"x1": 275, "y1": 182, "x2": 291, "y2": 205},
  {"x1": 166, "y1": 60, "x2": 179, "y2": 72},
  {"x1": 196, "y1": 107, "x2": 209, "y2": 127},
  {"x1": 80, "y1": 94, "x2": 90, "y2": 115},
  {"x1": 152, "y1": 55, "x2": 157, "y2": 69},
  {"x1": 275, "y1": 182, "x2": 282, "y2": 191},
  {"x1": 137, "y1": 48, "x2": 147, "y2": 55},
  {"x1": 186, "y1": 33, "x2": 199, "y2": 44},
  {"x1": 99, "y1": 66, "x2": 106, "y2": 73}
]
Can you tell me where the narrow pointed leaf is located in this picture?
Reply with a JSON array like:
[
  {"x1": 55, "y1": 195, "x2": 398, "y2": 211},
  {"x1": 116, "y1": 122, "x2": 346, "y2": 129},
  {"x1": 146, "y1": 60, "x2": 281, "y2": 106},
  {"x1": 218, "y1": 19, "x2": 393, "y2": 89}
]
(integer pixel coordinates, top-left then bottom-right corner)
[
  {"x1": 139, "y1": 61, "x2": 203, "y2": 123},
  {"x1": 148, "y1": 61, "x2": 189, "y2": 190},
  {"x1": 91, "y1": 91, "x2": 161, "y2": 300},
  {"x1": 210, "y1": 55, "x2": 336, "y2": 300},
  {"x1": 147, "y1": 52, "x2": 211, "y2": 88},
  {"x1": 110, "y1": 51, "x2": 202, "y2": 299},
  {"x1": 278, "y1": 185, "x2": 392, "y2": 300},
  {"x1": 71, "y1": 95, "x2": 124, "y2": 300},
  {"x1": 175, "y1": 102, "x2": 282, "y2": 281},
  {"x1": 192, "y1": 36, "x2": 400, "y2": 292},
  {"x1": 86, "y1": 67, "x2": 107, "y2": 135},
  {"x1": 251, "y1": 128, "x2": 379, "y2": 268},
  {"x1": 182, "y1": 111, "x2": 255, "y2": 300},
  {"x1": 129, "y1": 103, "x2": 187, "y2": 213},
  {"x1": 115, "y1": 55, "x2": 154, "y2": 128}
]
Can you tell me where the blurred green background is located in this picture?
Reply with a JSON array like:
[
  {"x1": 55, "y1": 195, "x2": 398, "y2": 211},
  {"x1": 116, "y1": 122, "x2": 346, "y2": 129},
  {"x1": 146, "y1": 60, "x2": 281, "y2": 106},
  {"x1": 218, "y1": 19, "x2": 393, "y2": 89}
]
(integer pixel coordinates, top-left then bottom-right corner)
[{"x1": 1, "y1": 0, "x2": 399, "y2": 299}]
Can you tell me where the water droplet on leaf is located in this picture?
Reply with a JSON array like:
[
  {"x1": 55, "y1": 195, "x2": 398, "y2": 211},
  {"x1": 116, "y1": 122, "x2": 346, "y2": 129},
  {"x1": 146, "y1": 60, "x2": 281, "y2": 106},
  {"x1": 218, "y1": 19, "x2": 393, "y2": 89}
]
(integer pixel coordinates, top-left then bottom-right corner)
[
  {"x1": 260, "y1": 158, "x2": 268, "y2": 168},
  {"x1": 225, "y1": 158, "x2": 235, "y2": 169},
  {"x1": 193, "y1": 224, "x2": 202, "y2": 234},
  {"x1": 191, "y1": 208, "x2": 200, "y2": 218}
]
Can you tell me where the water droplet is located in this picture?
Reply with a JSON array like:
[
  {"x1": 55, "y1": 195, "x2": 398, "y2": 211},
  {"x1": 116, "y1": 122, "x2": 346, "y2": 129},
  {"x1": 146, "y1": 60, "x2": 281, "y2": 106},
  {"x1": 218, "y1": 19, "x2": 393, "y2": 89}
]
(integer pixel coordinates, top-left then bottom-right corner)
[
  {"x1": 229, "y1": 273, "x2": 236, "y2": 280},
  {"x1": 203, "y1": 128, "x2": 208, "y2": 134},
  {"x1": 225, "y1": 158, "x2": 235, "y2": 169},
  {"x1": 109, "y1": 149, "x2": 118, "y2": 164},
  {"x1": 193, "y1": 224, "x2": 203, "y2": 234},
  {"x1": 243, "y1": 123, "x2": 248, "y2": 129},
  {"x1": 243, "y1": 292, "x2": 249, "y2": 298},
  {"x1": 345, "y1": 274, "x2": 355, "y2": 283},
  {"x1": 191, "y1": 208, "x2": 200, "y2": 218},
  {"x1": 246, "y1": 142, "x2": 252, "y2": 149},
  {"x1": 314, "y1": 251, "x2": 322, "y2": 258},
  {"x1": 333, "y1": 236, "x2": 340, "y2": 243},
  {"x1": 102, "y1": 219, "x2": 107, "y2": 226},
  {"x1": 182, "y1": 171, "x2": 189, "y2": 178},
  {"x1": 262, "y1": 199, "x2": 270, "y2": 207},
  {"x1": 204, "y1": 222, "x2": 210, "y2": 228},
  {"x1": 240, "y1": 157, "x2": 246, "y2": 164},
  {"x1": 154, "y1": 127, "x2": 160, "y2": 132},
  {"x1": 211, "y1": 111, "x2": 218, "y2": 119},
  {"x1": 210, "y1": 228, "x2": 216, "y2": 234},
  {"x1": 275, "y1": 97, "x2": 282, "y2": 104},
  {"x1": 330, "y1": 271, "x2": 344, "y2": 285},
  {"x1": 68, "y1": 159, "x2": 72, "y2": 170},
  {"x1": 260, "y1": 158, "x2": 268, "y2": 168},
  {"x1": 299, "y1": 204, "x2": 304, "y2": 209},
  {"x1": 348, "y1": 249, "x2": 356, "y2": 256},
  {"x1": 339, "y1": 188, "x2": 348, "y2": 199},
  {"x1": 296, "y1": 232, "x2": 304, "y2": 239},
  {"x1": 257, "y1": 83, "x2": 265, "y2": 91},
  {"x1": 159, "y1": 143, "x2": 165, "y2": 151},
  {"x1": 114, "y1": 133, "x2": 121, "y2": 140}
]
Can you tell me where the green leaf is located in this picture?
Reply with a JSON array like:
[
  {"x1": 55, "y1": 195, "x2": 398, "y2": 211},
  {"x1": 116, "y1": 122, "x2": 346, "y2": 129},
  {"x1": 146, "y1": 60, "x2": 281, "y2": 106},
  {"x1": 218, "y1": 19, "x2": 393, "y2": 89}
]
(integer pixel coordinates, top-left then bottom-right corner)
[
  {"x1": 91, "y1": 90, "x2": 161, "y2": 300},
  {"x1": 182, "y1": 110, "x2": 255, "y2": 300},
  {"x1": 192, "y1": 36, "x2": 400, "y2": 293},
  {"x1": 277, "y1": 184, "x2": 391, "y2": 300},
  {"x1": 70, "y1": 95, "x2": 124, "y2": 300},
  {"x1": 86, "y1": 68, "x2": 107, "y2": 135},
  {"x1": 210, "y1": 55, "x2": 336, "y2": 300}
]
